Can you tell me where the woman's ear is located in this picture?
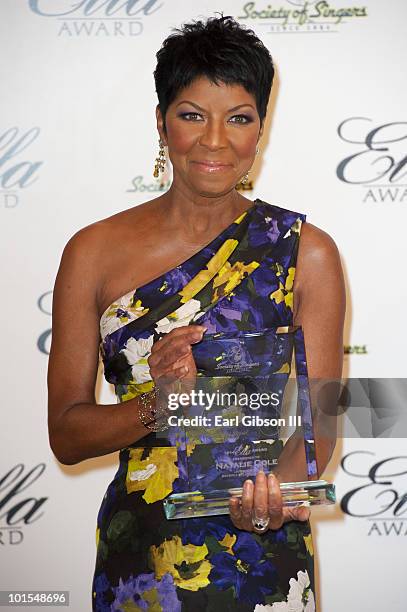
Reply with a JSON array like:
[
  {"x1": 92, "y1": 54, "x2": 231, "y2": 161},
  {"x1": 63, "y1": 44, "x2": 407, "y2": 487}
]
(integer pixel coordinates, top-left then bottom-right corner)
[{"x1": 155, "y1": 105, "x2": 167, "y2": 144}]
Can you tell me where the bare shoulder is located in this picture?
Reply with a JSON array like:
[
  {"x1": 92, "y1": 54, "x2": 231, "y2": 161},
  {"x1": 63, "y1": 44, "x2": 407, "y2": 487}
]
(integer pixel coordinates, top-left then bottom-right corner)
[
  {"x1": 293, "y1": 220, "x2": 345, "y2": 314},
  {"x1": 298, "y1": 221, "x2": 341, "y2": 265},
  {"x1": 62, "y1": 218, "x2": 108, "y2": 262},
  {"x1": 61, "y1": 198, "x2": 160, "y2": 267}
]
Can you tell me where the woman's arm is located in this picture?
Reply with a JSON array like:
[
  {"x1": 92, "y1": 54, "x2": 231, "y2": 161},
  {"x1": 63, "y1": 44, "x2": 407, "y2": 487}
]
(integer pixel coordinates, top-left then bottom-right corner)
[
  {"x1": 230, "y1": 220, "x2": 346, "y2": 532},
  {"x1": 48, "y1": 224, "x2": 201, "y2": 465},
  {"x1": 274, "y1": 221, "x2": 346, "y2": 482},
  {"x1": 47, "y1": 224, "x2": 149, "y2": 464}
]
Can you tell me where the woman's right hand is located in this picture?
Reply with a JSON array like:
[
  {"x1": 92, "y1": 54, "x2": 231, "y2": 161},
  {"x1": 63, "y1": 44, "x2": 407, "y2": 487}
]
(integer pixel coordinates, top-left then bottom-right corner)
[{"x1": 147, "y1": 325, "x2": 206, "y2": 393}]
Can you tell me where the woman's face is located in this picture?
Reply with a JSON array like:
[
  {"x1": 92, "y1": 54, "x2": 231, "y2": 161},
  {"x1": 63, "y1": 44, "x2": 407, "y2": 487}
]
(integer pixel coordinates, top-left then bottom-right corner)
[{"x1": 157, "y1": 76, "x2": 262, "y2": 198}]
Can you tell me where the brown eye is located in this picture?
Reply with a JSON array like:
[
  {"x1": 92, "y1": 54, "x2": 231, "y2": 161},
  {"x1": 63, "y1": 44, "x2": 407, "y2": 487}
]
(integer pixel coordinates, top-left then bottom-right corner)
[
  {"x1": 178, "y1": 112, "x2": 204, "y2": 121},
  {"x1": 229, "y1": 114, "x2": 253, "y2": 124}
]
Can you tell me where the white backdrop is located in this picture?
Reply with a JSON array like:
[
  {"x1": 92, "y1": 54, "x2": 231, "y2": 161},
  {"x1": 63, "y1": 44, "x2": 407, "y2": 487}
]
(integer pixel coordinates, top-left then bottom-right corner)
[{"x1": 1, "y1": 1, "x2": 407, "y2": 610}]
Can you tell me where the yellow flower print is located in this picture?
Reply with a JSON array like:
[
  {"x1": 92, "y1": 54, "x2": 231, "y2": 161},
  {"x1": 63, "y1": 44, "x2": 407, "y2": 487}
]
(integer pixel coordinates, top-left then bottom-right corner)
[
  {"x1": 149, "y1": 535, "x2": 211, "y2": 591},
  {"x1": 285, "y1": 266, "x2": 295, "y2": 292},
  {"x1": 105, "y1": 299, "x2": 149, "y2": 323},
  {"x1": 100, "y1": 295, "x2": 151, "y2": 342},
  {"x1": 272, "y1": 262, "x2": 284, "y2": 277},
  {"x1": 118, "y1": 585, "x2": 166, "y2": 612},
  {"x1": 179, "y1": 239, "x2": 239, "y2": 303},
  {"x1": 129, "y1": 298, "x2": 150, "y2": 316},
  {"x1": 283, "y1": 217, "x2": 302, "y2": 238},
  {"x1": 116, "y1": 596, "x2": 160, "y2": 612},
  {"x1": 120, "y1": 381, "x2": 154, "y2": 402},
  {"x1": 126, "y1": 447, "x2": 178, "y2": 504},
  {"x1": 212, "y1": 260, "x2": 260, "y2": 302},
  {"x1": 234, "y1": 211, "x2": 248, "y2": 225},
  {"x1": 218, "y1": 533, "x2": 237, "y2": 555},
  {"x1": 186, "y1": 442, "x2": 197, "y2": 457},
  {"x1": 96, "y1": 527, "x2": 100, "y2": 548},
  {"x1": 142, "y1": 591, "x2": 162, "y2": 612},
  {"x1": 304, "y1": 533, "x2": 314, "y2": 557},
  {"x1": 274, "y1": 362, "x2": 291, "y2": 374},
  {"x1": 270, "y1": 266, "x2": 296, "y2": 311}
]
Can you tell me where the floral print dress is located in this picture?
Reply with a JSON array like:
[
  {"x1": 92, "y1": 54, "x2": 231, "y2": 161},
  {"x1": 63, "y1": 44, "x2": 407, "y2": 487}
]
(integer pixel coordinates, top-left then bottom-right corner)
[{"x1": 93, "y1": 200, "x2": 316, "y2": 611}]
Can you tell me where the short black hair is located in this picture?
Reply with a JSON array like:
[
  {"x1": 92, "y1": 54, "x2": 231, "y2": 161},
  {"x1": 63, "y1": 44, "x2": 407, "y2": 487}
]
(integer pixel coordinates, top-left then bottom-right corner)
[{"x1": 154, "y1": 15, "x2": 274, "y2": 130}]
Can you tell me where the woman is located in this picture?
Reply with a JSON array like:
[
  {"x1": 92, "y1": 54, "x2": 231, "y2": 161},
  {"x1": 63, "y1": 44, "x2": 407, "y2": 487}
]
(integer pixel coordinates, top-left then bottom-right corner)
[{"x1": 48, "y1": 16, "x2": 345, "y2": 611}]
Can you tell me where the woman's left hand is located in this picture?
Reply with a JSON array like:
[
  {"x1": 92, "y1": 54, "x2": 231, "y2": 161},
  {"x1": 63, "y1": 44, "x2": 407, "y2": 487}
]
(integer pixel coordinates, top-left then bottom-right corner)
[{"x1": 229, "y1": 470, "x2": 310, "y2": 534}]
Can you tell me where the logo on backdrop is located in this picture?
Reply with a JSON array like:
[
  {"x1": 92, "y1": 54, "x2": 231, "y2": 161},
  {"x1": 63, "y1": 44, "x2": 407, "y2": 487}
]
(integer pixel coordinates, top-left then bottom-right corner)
[
  {"x1": 127, "y1": 175, "x2": 170, "y2": 194},
  {"x1": 1, "y1": 127, "x2": 43, "y2": 209},
  {"x1": 126, "y1": 175, "x2": 255, "y2": 193},
  {"x1": 344, "y1": 344, "x2": 367, "y2": 355},
  {"x1": 337, "y1": 117, "x2": 407, "y2": 204},
  {"x1": 341, "y1": 451, "x2": 407, "y2": 536},
  {"x1": 28, "y1": 0, "x2": 164, "y2": 37},
  {"x1": 237, "y1": 0, "x2": 368, "y2": 34},
  {"x1": 37, "y1": 291, "x2": 52, "y2": 355},
  {"x1": 0, "y1": 464, "x2": 48, "y2": 546}
]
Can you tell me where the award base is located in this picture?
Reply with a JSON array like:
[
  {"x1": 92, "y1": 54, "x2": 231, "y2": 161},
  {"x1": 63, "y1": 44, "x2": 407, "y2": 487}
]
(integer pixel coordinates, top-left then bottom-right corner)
[{"x1": 163, "y1": 479, "x2": 336, "y2": 520}]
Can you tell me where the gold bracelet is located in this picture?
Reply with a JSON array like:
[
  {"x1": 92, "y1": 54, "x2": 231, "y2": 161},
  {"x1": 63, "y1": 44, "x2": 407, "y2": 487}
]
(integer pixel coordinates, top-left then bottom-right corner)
[{"x1": 138, "y1": 388, "x2": 169, "y2": 432}]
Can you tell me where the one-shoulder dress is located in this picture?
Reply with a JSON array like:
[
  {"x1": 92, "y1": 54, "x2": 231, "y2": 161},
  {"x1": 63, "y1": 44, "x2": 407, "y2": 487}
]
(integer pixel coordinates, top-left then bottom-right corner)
[{"x1": 93, "y1": 200, "x2": 316, "y2": 611}]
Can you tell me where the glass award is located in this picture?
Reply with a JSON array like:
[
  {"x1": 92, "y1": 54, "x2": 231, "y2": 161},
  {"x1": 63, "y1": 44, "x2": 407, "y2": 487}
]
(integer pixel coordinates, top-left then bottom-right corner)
[{"x1": 162, "y1": 326, "x2": 336, "y2": 520}]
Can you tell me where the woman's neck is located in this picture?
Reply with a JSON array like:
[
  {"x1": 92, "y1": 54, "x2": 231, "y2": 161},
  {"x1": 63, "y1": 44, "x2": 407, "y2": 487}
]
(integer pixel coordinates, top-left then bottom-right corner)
[{"x1": 158, "y1": 183, "x2": 253, "y2": 243}]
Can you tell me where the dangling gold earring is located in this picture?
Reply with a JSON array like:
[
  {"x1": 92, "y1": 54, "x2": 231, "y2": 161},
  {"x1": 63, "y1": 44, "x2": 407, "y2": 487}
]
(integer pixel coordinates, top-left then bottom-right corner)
[
  {"x1": 153, "y1": 139, "x2": 166, "y2": 178},
  {"x1": 236, "y1": 171, "x2": 250, "y2": 190},
  {"x1": 236, "y1": 171, "x2": 250, "y2": 189}
]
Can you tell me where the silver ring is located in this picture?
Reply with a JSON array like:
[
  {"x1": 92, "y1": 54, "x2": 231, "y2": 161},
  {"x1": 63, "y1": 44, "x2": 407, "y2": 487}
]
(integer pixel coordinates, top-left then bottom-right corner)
[{"x1": 251, "y1": 513, "x2": 270, "y2": 533}]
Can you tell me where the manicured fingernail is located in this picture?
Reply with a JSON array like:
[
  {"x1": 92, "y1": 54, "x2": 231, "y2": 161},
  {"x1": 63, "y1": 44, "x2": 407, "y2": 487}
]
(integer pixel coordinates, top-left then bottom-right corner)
[{"x1": 268, "y1": 473, "x2": 278, "y2": 488}]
